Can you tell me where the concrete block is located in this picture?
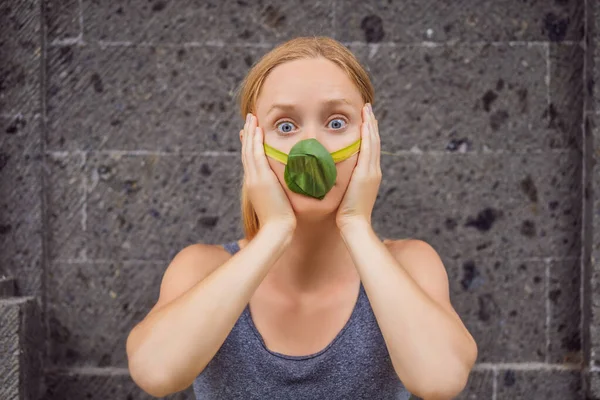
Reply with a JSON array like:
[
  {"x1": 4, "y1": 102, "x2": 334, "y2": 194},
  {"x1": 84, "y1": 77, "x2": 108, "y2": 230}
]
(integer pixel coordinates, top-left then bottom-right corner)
[
  {"x1": 45, "y1": 0, "x2": 81, "y2": 41},
  {"x1": 146, "y1": 46, "x2": 267, "y2": 153},
  {"x1": 595, "y1": 47, "x2": 600, "y2": 111},
  {"x1": 0, "y1": 115, "x2": 43, "y2": 296},
  {"x1": 337, "y1": 0, "x2": 582, "y2": 43},
  {"x1": 349, "y1": 43, "x2": 572, "y2": 153},
  {"x1": 83, "y1": 0, "x2": 333, "y2": 43},
  {"x1": 455, "y1": 368, "x2": 494, "y2": 399},
  {"x1": 0, "y1": 0, "x2": 41, "y2": 116},
  {"x1": 84, "y1": 153, "x2": 243, "y2": 261},
  {"x1": 0, "y1": 0, "x2": 44, "y2": 296},
  {"x1": 593, "y1": 8, "x2": 600, "y2": 112},
  {"x1": 506, "y1": 150, "x2": 581, "y2": 258},
  {"x1": 591, "y1": 126, "x2": 600, "y2": 369},
  {"x1": 376, "y1": 149, "x2": 580, "y2": 209},
  {"x1": 587, "y1": 370, "x2": 600, "y2": 400},
  {"x1": 45, "y1": 152, "x2": 86, "y2": 261},
  {"x1": 0, "y1": 296, "x2": 43, "y2": 400},
  {"x1": 549, "y1": 43, "x2": 584, "y2": 150},
  {"x1": 0, "y1": 113, "x2": 40, "y2": 155},
  {"x1": 446, "y1": 257, "x2": 546, "y2": 362},
  {"x1": 0, "y1": 276, "x2": 16, "y2": 297},
  {"x1": 496, "y1": 369, "x2": 581, "y2": 399},
  {"x1": 593, "y1": 300, "x2": 600, "y2": 368},
  {"x1": 548, "y1": 258, "x2": 582, "y2": 365},
  {"x1": 46, "y1": 44, "x2": 266, "y2": 152},
  {"x1": 373, "y1": 151, "x2": 581, "y2": 260},
  {"x1": 48, "y1": 260, "x2": 165, "y2": 366},
  {"x1": 46, "y1": 44, "x2": 161, "y2": 151}
]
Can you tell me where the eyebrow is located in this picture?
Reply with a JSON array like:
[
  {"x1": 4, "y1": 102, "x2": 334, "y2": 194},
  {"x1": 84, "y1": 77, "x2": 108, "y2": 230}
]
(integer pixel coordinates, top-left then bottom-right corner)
[{"x1": 266, "y1": 98, "x2": 353, "y2": 116}]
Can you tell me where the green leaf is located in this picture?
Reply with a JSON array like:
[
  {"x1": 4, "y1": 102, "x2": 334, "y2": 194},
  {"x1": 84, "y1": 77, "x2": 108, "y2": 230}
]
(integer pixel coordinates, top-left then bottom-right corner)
[{"x1": 284, "y1": 139, "x2": 337, "y2": 200}]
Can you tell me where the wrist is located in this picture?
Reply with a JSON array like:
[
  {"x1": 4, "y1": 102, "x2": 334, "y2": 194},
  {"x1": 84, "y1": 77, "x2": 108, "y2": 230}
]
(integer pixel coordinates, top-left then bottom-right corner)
[
  {"x1": 261, "y1": 221, "x2": 296, "y2": 241},
  {"x1": 338, "y1": 219, "x2": 372, "y2": 238}
]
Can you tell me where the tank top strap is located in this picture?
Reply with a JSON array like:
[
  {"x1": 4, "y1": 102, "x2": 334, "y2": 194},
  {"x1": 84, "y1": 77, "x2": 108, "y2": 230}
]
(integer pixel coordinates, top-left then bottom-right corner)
[{"x1": 223, "y1": 241, "x2": 241, "y2": 255}]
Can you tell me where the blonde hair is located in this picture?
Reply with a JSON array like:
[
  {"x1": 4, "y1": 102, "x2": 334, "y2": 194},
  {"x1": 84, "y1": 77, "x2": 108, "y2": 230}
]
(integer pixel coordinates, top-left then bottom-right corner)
[{"x1": 235, "y1": 36, "x2": 375, "y2": 241}]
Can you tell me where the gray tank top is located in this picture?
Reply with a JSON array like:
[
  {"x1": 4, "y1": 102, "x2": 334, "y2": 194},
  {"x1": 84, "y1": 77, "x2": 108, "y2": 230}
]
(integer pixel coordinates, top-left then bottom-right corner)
[{"x1": 192, "y1": 241, "x2": 413, "y2": 399}]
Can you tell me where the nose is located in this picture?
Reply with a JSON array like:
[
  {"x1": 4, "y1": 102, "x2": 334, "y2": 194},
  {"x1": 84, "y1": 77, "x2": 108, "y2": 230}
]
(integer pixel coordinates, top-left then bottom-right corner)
[{"x1": 299, "y1": 122, "x2": 322, "y2": 142}]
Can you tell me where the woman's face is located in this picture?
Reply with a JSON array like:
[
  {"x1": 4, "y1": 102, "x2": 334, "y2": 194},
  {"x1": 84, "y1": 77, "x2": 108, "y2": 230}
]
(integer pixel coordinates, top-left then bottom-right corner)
[{"x1": 252, "y1": 57, "x2": 365, "y2": 220}]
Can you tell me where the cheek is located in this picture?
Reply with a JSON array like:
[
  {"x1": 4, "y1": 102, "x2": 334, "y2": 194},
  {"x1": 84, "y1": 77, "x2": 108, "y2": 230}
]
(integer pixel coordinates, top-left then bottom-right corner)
[
  {"x1": 267, "y1": 158, "x2": 287, "y2": 184},
  {"x1": 334, "y1": 155, "x2": 359, "y2": 186}
]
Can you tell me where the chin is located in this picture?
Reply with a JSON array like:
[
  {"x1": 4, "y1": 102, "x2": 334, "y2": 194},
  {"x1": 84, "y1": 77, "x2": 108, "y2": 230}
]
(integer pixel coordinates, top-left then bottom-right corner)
[{"x1": 288, "y1": 189, "x2": 340, "y2": 221}]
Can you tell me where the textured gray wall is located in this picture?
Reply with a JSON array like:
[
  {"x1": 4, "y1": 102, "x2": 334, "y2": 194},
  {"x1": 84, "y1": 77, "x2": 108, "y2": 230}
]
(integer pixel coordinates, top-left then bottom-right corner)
[{"x1": 1, "y1": 0, "x2": 598, "y2": 399}]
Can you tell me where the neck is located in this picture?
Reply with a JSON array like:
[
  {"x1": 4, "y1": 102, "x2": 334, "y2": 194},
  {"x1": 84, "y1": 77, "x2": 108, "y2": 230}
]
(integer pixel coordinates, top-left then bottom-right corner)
[{"x1": 266, "y1": 214, "x2": 358, "y2": 294}]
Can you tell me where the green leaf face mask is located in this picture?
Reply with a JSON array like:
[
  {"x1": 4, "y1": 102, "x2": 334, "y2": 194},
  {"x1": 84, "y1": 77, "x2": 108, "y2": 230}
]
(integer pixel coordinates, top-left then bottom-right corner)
[{"x1": 263, "y1": 138, "x2": 361, "y2": 200}]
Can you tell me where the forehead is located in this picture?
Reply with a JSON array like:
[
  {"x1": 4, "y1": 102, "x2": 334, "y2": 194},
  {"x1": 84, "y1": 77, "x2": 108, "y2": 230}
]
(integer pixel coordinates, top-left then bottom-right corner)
[{"x1": 256, "y1": 58, "x2": 363, "y2": 110}]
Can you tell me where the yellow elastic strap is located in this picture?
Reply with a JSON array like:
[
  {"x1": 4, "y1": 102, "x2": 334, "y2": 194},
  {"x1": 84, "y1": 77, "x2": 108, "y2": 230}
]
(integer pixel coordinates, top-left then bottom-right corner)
[
  {"x1": 263, "y1": 142, "x2": 289, "y2": 164},
  {"x1": 331, "y1": 138, "x2": 361, "y2": 163},
  {"x1": 264, "y1": 138, "x2": 362, "y2": 165}
]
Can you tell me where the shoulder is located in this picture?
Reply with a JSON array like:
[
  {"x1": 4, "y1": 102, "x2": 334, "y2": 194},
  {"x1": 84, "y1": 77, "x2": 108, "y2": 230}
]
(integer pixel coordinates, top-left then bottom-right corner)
[
  {"x1": 383, "y1": 237, "x2": 434, "y2": 259},
  {"x1": 148, "y1": 243, "x2": 232, "y2": 314},
  {"x1": 383, "y1": 238, "x2": 452, "y2": 304},
  {"x1": 169, "y1": 241, "x2": 238, "y2": 278},
  {"x1": 384, "y1": 238, "x2": 447, "y2": 280},
  {"x1": 172, "y1": 242, "x2": 232, "y2": 267}
]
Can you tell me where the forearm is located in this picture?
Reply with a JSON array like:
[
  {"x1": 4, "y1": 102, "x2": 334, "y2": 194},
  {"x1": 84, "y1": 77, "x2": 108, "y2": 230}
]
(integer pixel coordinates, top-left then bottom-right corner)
[
  {"x1": 128, "y1": 223, "x2": 293, "y2": 396},
  {"x1": 340, "y1": 222, "x2": 475, "y2": 399}
]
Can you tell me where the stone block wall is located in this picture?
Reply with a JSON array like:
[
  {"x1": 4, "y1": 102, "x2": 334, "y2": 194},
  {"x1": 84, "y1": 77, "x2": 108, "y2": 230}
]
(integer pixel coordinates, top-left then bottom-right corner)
[{"x1": 1, "y1": 0, "x2": 598, "y2": 398}]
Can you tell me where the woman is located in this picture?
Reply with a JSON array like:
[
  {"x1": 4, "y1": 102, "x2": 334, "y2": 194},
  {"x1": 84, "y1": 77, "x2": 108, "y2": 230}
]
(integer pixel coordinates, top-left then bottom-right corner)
[{"x1": 126, "y1": 36, "x2": 478, "y2": 400}]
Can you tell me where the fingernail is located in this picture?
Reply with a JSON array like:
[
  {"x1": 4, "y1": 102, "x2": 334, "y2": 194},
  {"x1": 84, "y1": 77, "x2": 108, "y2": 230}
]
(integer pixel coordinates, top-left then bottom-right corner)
[
  {"x1": 367, "y1": 103, "x2": 372, "y2": 113},
  {"x1": 246, "y1": 113, "x2": 251, "y2": 124}
]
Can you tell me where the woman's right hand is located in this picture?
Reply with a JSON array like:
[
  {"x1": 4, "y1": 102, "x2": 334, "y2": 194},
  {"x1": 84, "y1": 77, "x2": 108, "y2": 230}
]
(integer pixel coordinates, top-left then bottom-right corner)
[{"x1": 241, "y1": 113, "x2": 296, "y2": 232}]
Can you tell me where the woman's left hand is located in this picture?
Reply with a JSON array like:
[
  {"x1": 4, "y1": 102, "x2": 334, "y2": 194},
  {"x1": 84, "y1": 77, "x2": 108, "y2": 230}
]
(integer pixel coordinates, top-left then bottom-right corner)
[{"x1": 336, "y1": 103, "x2": 382, "y2": 231}]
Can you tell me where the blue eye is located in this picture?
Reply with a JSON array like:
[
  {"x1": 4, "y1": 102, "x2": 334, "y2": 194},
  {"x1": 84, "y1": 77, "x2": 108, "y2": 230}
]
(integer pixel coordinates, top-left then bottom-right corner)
[
  {"x1": 276, "y1": 121, "x2": 295, "y2": 134},
  {"x1": 328, "y1": 118, "x2": 346, "y2": 130},
  {"x1": 276, "y1": 118, "x2": 347, "y2": 135}
]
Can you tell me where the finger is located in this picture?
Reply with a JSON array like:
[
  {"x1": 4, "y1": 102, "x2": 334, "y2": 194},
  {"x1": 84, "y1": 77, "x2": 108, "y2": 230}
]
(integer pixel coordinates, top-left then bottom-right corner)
[
  {"x1": 240, "y1": 128, "x2": 245, "y2": 170},
  {"x1": 242, "y1": 116, "x2": 249, "y2": 172},
  {"x1": 240, "y1": 128, "x2": 249, "y2": 190},
  {"x1": 368, "y1": 105, "x2": 379, "y2": 171},
  {"x1": 241, "y1": 116, "x2": 248, "y2": 169},
  {"x1": 374, "y1": 118, "x2": 381, "y2": 172},
  {"x1": 358, "y1": 105, "x2": 371, "y2": 171},
  {"x1": 253, "y1": 126, "x2": 270, "y2": 173},
  {"x1": 245, "y1": 114, "x2": 257, "y2": 181},
  {"x1": 366, "y1": 104, "x2": 376, "y2": 171}
]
